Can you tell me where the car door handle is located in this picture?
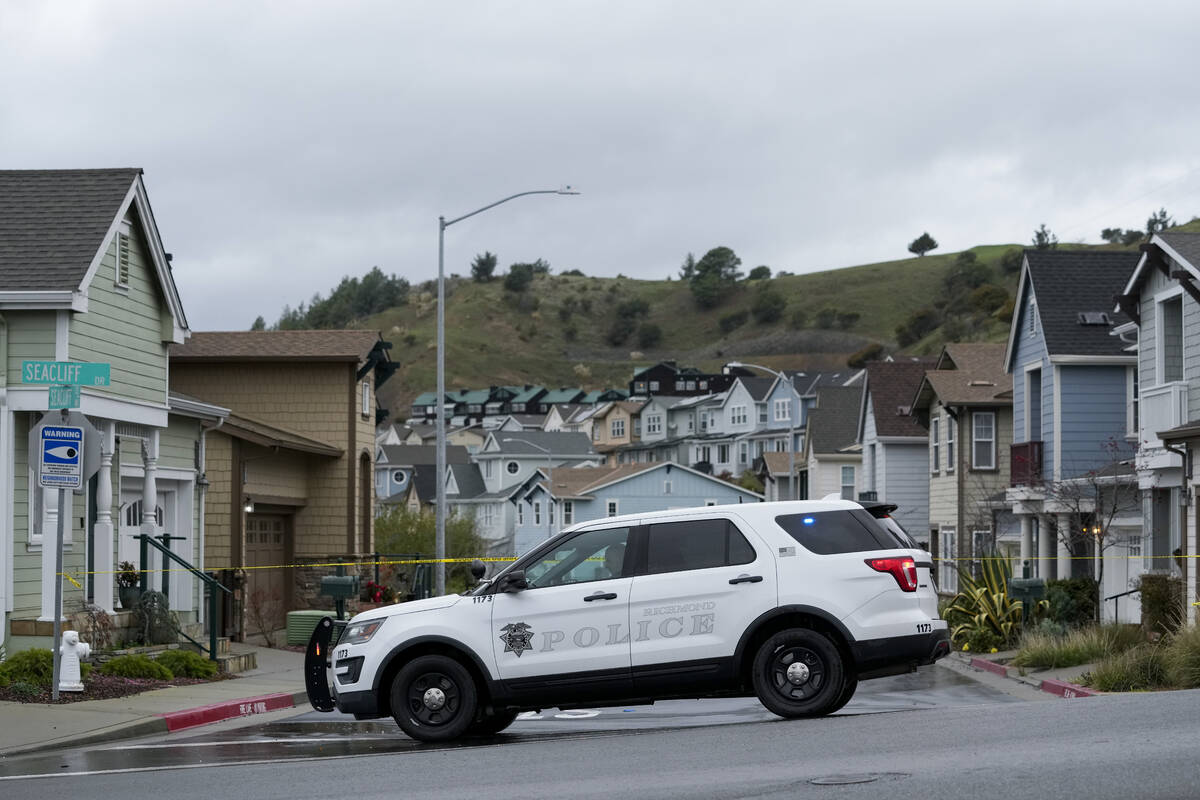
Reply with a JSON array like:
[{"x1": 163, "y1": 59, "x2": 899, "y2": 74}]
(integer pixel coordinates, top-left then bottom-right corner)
[
  {"x1": 584, "y1": 592, "x2": 618, "y2": 601},
  {"x1": 729, "y1": 574, "x2": 763, "y2": 585}
]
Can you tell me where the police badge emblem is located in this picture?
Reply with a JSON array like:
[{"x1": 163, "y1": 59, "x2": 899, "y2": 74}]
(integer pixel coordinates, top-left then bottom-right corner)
[{"x1": 499, "y1": 622, "x2": 534, "y2": 657}]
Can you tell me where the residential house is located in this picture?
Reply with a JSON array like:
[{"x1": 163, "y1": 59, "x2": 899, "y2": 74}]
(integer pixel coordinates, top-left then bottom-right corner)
[
  {"x1": 756, "y1": 452, "x2": 798, "y2": 502},
  {"x1": 510, "y1": 385, "x2": 547, "y2": 414},
  {"x1": 514, "y1": 462, "x2": 763, "y2": 555},
  {"x1": 857, "y1": 359, "x2": 935, "y2": 542},
  {"x1": 0, "y1": 169, "x2": 210, "y2": 653},
  {"x1": 542, "y1": 403, "x2": 586, "y2": 432},
  {"x1": 493, "y1": 414, "x2": 548, "y2": 432},
  {"x1": 912, "y1": 343, "x2": 1015, "y2": 592},
  {"x1": 1116, "y1": 232, "x2": 1200, "y2": 624},
  {"x1": 720, "y1": 376, "x2": 776, "y2": 476},
  {"x1": 581, "y1": 388, "x2": 629, "y2": 405},
  {"x1": 629, "y1": 361, "x2": 745, "y2": 397},
  {"x1": 591, "y1": 400, "x2": 646, "y2": 456},
  {"x1": 169, "y1": 330, "x2": 393, "y2": 631},
  {"x1": 375, "y1": 444, "x2": 469, "y2": 504},
  {"x1": 536, "y1": 387, "x2": 586, "y2": 414},
  {"x1": 799, "y1": 385, "x2": 864, "y2": 503}
]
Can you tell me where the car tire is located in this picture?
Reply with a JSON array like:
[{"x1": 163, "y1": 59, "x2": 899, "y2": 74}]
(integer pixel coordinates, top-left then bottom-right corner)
[
  {"x1": 390, "y1": 655, "x2": 479, "y2": 742},
  {"x1": 466, "y1": 709, "x2": 519, "y2": 737},
  {"x1": 752, "y1": 629, "x2": 844, "y2": 718},
  {"x1": 827, "y1": 673, "x2": 858, "y2": 714}
]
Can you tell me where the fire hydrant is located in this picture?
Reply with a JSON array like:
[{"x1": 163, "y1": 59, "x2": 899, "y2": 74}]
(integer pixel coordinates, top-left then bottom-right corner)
[{"x1": 59, "y1": 630, "x2": 91, "y2": 692}]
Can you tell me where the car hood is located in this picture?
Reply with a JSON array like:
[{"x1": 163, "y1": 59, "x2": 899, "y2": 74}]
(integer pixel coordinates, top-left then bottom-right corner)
[{"x1": 348, "y1": 594, "x2": 462, "y2": 623}]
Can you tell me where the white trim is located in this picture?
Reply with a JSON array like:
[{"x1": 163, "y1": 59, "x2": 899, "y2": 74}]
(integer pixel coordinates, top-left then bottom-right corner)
[
  {"x1": 168, "y1": 395, "x2": 230, "y2": 420},
  {"x1": 80, "y1": 181, "x2": 138, "y2": 295},
  {"x1": 1152, "y1": 285, "x2": 1183, "y2": 304},
  {"x1": 120, "y1": 464, "x2": 194, "y2": 481},
  {"x1": 0, "y1": 290, "x2": 89, "y2": 312},
  {"x1": 55, "y1": 310, "x2": 70, "y2": 361},
  {"x1": 1047, "y1": 354, "x2": 1137, "y2": 365},
  {"x1": 1022, "y1": 361, "x2": 1042, "y2": 442},
  {"x1": 1154, "y1": 235, "x2": 1200, "y2": 283},
  {"x1": 606, "y1": 499, "x2": 619, "y2": 517},
  {"x1": 1003, "y1": 259, "x2": 1032, "y2": 373},
  {"x1": 1126, "y1": 365, "x2": 1137, "y2": 439},
  {"x1": 1155, "y1": 290, "x2": 1185, "y2": 385},
  {"x1": 1053, "y1": 365, "x2": 1062, "y2": 480},
  {"x1": 4, "y1": 386, "x2": 169, "y2": 426},
  {"x1": 0, "y1": 407, "x2": 11, "y2": 620},
  {"x1": 1120, "y1": 251, "x2": 1151, "y2": 297},
  {"x1": 971, "y1": 410, "x2": 997, "y2": 470}
]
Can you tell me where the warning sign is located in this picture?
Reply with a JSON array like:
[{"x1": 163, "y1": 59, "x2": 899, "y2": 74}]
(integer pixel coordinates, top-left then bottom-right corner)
[{"x1": 40, "y1": 426, "x2": 83, "y2": 489}]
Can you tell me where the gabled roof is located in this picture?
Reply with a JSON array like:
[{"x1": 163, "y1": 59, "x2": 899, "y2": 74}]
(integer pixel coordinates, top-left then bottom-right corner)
[
  {"x1": 541, "y1": 387, "x2": 586, "y2": 404},
  {"x1": 485, "y1": 430, "x2": 596, "y2": 456},
  {"x1": 538, "y1": 461, "x2": 762, "y2": 500},
  {"x1": 452, "y1": 388, "x2": 491, "y2": 405},
  {"x1": 221, "y1": 412, "x2": 343, "y2": 457},
  {"x1": 377, "y1": 444, "x2": 469, "y2": 466},
  {"x1": 758, "y1": 452, "x2": 795, "y2": 477},
  {"x1": 734, "y1": 376, "x2": 776, "y2": 402},
  {"x1": 593, "y1": 400, "x2": 647, "y2": 420},
  {"x1": 859, "y1": 359, "x2": 934, "y2": 440},
  {"x1": 806, "y1": 385, "x2": 865, "y2": 454},
  {"x1": 1004, "y1": 249, "x2": 1138, "y2": 371},
  {"x1": 0, "y1": 168, "x2": 189, "y2": 337},
  {"x1": 447, "y1": 463, "x2": 487, "y2": 498},
  {"x1": 411, "y1": 392, "x2": 443, "y2": 406},
  {"x1": 914, "y1": 342, "x2": 1012, "y2": 410},
  {"x1": 511, "y1": 385, "x2": 547, "y2": 403},
  {"x1": 1121, "y1": 232, "x2": 1200, "y2": 299},
  {"x1": 171, "y1": 330, "x2": 382, "y2": 362}
]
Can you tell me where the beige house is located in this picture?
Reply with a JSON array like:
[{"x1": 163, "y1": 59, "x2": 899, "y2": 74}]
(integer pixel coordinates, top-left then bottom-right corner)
[
  {"x1": 168, "y1": 330, "x2": 392, "y2": 633},
  {"x1": 591, "y1": 400, "x2": 646, "y2": 462},
  {"x1": 912, "y1": 343, "x2": 1015, "y2": 592}
]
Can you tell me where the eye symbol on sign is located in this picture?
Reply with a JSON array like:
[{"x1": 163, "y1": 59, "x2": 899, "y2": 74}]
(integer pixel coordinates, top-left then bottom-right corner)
[{"x1": 46, "y1": 446, "x2": 78, "y2": 460}]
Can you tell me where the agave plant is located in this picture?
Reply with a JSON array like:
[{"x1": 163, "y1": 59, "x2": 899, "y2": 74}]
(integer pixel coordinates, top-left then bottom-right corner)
[{"x1": 944, "y1": 556, "x2": 1046, "y2": 649}]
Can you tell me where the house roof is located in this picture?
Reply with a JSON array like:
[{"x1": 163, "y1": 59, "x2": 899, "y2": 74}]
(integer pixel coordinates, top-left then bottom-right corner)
[
  {"x1": 759, "y1": 452, "x2": 795, "y2": 476},
  {"x1": 409, "y1": 465, "x2": 438, "y2": 504},
  {"x1": 1159, "y1": 232, "x2": 1200, "y2": 269},
  {"x1": 541, "y1": 387, "x2": 585, "y2": 404},
  {"x1": 915, "y1": 342, "x2": 1012, "y2": 410},
  {"x1": 452, "y1": 388, "x2": 491, "y2": 405},
  {"x1": 448, "y1": 463, "x2": 487, "y2": 498},
  {"x1": 807, "y1": 385, "x2": 865, "y2": 454},
  {"x1": 738, "y1": 376, "x2": 777, "y2": 402},
  {"x1": 511, "y1": 386, "x2": 547, "y2": 403},
  {"x1": 861, "y1": 359, "x2": 933, "y2": 439},
  {"x1": 377, "y1": 444, "x2": 469, "y2": 466},
  {"x1": 411, "y1": 392, "x2": 441, "y2": 406},
  {"x1": 170, "y1": 330, "x2": 381, "y2": 362},
  {"x1": 502, "y1": 413, "x2": 548, "y2": 427},
  {"x1": 541, "y1": 464, "x2": 659, "y2": 498},
  {"x1": 221, "y1": 412, "x2": 343, "y2": 457},
  {"x1": 593, "y1": 400, "x2": 646, "y2": 420},
  {"x1": 1004, "y1": 250, "x2": 1138, "y2": 370},
  {"x1": 488, "y1": 430, "x2": 595, "y2": 456},
  {"x1": 0, "y1": 168, "x2": 142, "y2": 291}
]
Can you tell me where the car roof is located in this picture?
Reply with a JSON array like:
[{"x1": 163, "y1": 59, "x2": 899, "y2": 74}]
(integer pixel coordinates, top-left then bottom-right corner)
[{"x1": 566, "y1": 499, "x2": 865, "y2": 532}]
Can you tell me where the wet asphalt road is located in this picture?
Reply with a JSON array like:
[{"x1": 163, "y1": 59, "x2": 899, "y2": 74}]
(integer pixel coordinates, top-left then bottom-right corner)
[{"x1": 0, "y1": 665, "x2": 1012, "y2": 782}]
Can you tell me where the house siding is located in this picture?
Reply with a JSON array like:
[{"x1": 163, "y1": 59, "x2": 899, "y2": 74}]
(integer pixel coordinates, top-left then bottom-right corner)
[
  {"x1": 881, "y1": 442, "x2": 931, "y2": 539},
  {"x1": 1058, "y1": 366, "x2": 1129, "y2": 478},
  {"x1": 5, "y1": 313, "x2": 56, "y2": 385},
  {"x1": 69, "y1": 223, "x2": 169, "y2": 406},
  {"x1": 1010, "y1": 284, "x2": 1053, "y2": 476}
]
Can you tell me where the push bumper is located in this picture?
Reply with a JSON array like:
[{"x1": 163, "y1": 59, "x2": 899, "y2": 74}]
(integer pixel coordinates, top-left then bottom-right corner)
[
  {"x1": 851, "y1": 627, "x2": 952, "y2": 680},
  {"x1": 304, "y1": 616, "x2": 337, "y2": 712}
]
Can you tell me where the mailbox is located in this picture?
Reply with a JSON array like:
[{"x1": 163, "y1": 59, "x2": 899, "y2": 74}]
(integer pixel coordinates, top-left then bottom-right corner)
[{"x1": 320, "y1": 574, "x2": 360, "y2": 620}]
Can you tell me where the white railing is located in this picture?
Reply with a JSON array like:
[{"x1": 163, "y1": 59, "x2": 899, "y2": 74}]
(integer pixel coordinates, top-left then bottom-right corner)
[{"x1": 1139, "y1": 382, "x2": 1188, "y2": 451}]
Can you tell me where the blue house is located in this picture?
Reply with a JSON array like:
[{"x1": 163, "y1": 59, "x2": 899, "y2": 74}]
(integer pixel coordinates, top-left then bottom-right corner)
[
  {"x1": 512, "y1": 462, "x2": 763, "y2": 554},
  {"x1": 1003, "y1": 249, "x2": 1142, "y2": 608}
]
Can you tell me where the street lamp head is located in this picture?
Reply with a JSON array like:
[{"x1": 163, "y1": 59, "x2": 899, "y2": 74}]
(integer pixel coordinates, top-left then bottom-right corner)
[{"x1": 556, "y1": 185, "x2": 581, "y2": 195}]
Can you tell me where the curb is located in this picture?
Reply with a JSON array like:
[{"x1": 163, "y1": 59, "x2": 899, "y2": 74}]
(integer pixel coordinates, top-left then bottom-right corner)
[
  {"x1": 964, "y1": 655, "x2": 1098, "y2": 699},
  {"x1": 158, "y1": 690, "x2": 309, "y2": 732}
]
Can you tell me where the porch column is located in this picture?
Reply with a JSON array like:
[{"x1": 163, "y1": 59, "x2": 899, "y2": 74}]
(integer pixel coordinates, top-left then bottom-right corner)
[
  {"x1": 140, "y1": 430, "x2": 160, "y2": 549},
  {"x1": 1057, "y1": 513, "x2": 1072, "y2": 580},
  {"x1": 1019, "y1": 514, "x2": 1032, "y2": 578},
  {"x1": 1037, "y1": 513, "x2": 1053, "y2": 580},
  {"x1": 93, "y1": 422, "x2": 116, "y2": 612}
]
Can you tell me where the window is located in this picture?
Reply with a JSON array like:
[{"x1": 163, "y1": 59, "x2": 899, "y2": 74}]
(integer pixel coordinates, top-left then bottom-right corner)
[
  {"x1": 606, "y1": 500, "x2": 619, "y2": 517},
  {"x1": 773, "y1": 398, "x2": 791, "y2": 422},
  {"x1": 646, "y1": 415, "x2": 662, "y2": 435},
  {"x1": 506, "y1": 461, "x2": 519, "y2": 475},
  {"x1": 776, "y1": 509, "x2": 904, "y2": 555},
  {"x1": 739, "y1": 441, "x2": 748, "y2": 465},
  {"x1": 699, "y1": 412, "x2": 708, "y2": 431},
  {"x1": 755, "y1": 440, "x2": 765, "y2": 457},
  {"x1": 517, "y1": 502, "x2": 524, "y2": 525},
  {"x1": 563, "y1": 501, "x2": 574, "y2": 525},
  {"x1": 686, "y1": 414, "x2": 694, "y2": 433},
  {"x1": 612, "y1": 419, "x2": 625, "y2": 438},
  {"x1": 686, "y1": 380, "x2": 696, "y2": 391},
  {"x1": 931, "y1": 417, "x2": 940, "y2": 473},
  {"x1": 362, "y1": 382, "x2": 370, "y2": 417},
  {"x1": 633, "y1": 418, "x2": 641, "y2": 437},
  {"x1": 391, "y1": 469, "x2": 407, "y2": 485},
  {"x1": 774, "y1": 439, "x2": 787, "y2": 452},
  {"x1": 533, "y1": 501, "x2": 542, "y2": 526},
  {"x1": 480, "y1": 504, "x2": 495, "y2": 527},
  {"x1": 1128, "y1": 366, "x2": 1139, "y2": 438},
  {"x1": 634, "y1": 381, "x2": 646, "y2": 394},
  {"x1": 484, "y1": 460, "x2": 494, "y2": 479},
  {"x1": 718, "y1": 444, "x2": 729, "y2": 463},
  {"x1": 840, "y1": 465, "x2": 855, "y2": 500},
  {"x1": 730, "y1": 405, "x2": 748, "y2": 426},
  {"x1": 972, "y1": 411, "x2": 996, "y2": 469},
  {"x1": 649, "y1": 380, "x2": 660, "y2": 392},
  {"x1": 675, "y1": 380, "x2": 685, "y2": 391},
  {"x1": 699, "y1": 380, "x2": 708, "y2": 390},
  {"x1": 115, "y1": 229, "x2": 131, "y2": 287},
  {"x1": 758, "y1": 404, "x2": 767, "y2": 423},
  {"x1": 523, "y1": 527, "x2": 630, "y2": 588},
  {"x1": 946, "y1": 417, "x2": 955, "y2": 473},
  {"x1": 663, "y1": 480, "x2": 673, "y2": 495},
  {"x1": 1158, "y1": 294, "x2": 1184, "y2": 383},
  {"x1": 696, "y1": 445, "x2": 711, "y2": 463},
  {"x1": 939, "y1": 527, "x2": 957, "y2": 593},
  {"x1": 646, "y1": 519, "x2": 755, "y2": 573}
]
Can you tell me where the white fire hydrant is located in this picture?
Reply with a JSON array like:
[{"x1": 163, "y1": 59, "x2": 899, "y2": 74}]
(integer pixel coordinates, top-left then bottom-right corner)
[{"x1": 59, "y1": 630, "x2": 91, "y2": 692}]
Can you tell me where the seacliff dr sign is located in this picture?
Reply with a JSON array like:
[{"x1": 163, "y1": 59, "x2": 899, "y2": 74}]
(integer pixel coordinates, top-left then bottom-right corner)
[{"x1": 21, "y1": 361, "x2": 111, "y2": 386}]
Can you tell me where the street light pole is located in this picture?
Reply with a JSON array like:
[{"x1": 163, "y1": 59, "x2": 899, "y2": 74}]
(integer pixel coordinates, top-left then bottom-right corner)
[
  {"x1": 726, "y1": 362, "x2": 798, "y2": 501},
  {"x1": 435, "y1": 188, "x2": 578, "y2": 595},
  {"x1": 502, "y1": 437, "x2": 552, "y2": 543}
]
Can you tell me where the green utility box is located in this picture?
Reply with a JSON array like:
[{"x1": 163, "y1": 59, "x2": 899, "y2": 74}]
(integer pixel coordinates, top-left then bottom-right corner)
[{"x1": 1009, "y1": 577, "x2": 1046, "y2": 619}]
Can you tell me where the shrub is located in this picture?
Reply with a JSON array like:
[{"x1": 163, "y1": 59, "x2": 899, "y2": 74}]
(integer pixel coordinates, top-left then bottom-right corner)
[
  {"x1": 605, "y1": 317, "x2": 635, "y2": 347},
  {"x1": 750, "y1": 287, "x2": 786, "y2": 323},
  {"x1": 156, "y1": 650, "x2": 218, "y2": 680},
  {"x1": 100, "y1": 653, "x2": 174, "y2": 680},
  {"x1": 1083, "y1": 644, "x2": 1171, "y2": 692},
  {"x1": 1044, "y1": 577, "x2": 1098, "y2": 627},
  {"x1": 836, "y1": 311, "x2": 861, "y2": 330},
  {"x1": 0, "y1": 648, "x2": 53, "y2": 686},
  {"x1": 814, "y1": 308, "x2": 837, "y2": 329},
  {"x1": 719, "y1": 311, "x2": 749, "y2": 333},
  {"x1": 994, "y1": 298, "x2": 1015, "y2": 323},
  {"x1": 895, "y1": 308, "x2": 940, "y2": 346},
  {"x1": 1166, "y1": 626, "x2": 1200, "y2": 688},
  {"x1": 7, "y1": 681, "x2": 40, "y2": 700},
  {"x1": 1138, "y1": 573, "x2": 1183, "y2": 635},
  {"x1": 615, "y1": 298, "x2": 650, "y2": 320},
  {"x1": 944, "y1": 558, "x2": 1040, "y2": 649},
  {"x1": 847, "y1": 342, "x2": 886, "y2": 368},
  {"x1": 1011, "y1": 623, "x2": 1143, "y2": 669},
  {"x1": 563, "y1": 323, "x2": 578, "y2": 342},
  {"x1": 969, "y1": 284, "x2": 1009, "y2": 313},
  {"x1": 1000, "y1": 247, "x2": 1023, "y2": 274},
  {"x1": 637, "y1": 323, "x2": 663, "y2": 349},
  {"x1": 788, "y1": 309, "x2": 807, "y2": 329}
]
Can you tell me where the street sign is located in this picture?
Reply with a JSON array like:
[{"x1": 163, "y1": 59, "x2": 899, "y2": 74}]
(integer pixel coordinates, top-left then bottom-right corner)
[
  {"x1": 22, "y1": 361, "x2": 111, "y2": 387},
  {"x1": 48, "y1": 385, "x2": 81, "y2": 409},
  {"x1": 39, "y1": 425, "x2": 83, "y2": 490}
]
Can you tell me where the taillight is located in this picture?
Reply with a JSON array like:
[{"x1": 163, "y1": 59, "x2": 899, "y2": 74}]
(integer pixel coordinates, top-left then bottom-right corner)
[{"x1": 865, "y1": 557, "x2": 918, "y2": 592}]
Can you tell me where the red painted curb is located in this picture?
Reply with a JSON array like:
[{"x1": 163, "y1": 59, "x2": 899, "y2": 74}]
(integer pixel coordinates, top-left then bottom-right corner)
[
  {"x1": 1039, "y1": 678, "x2": 1099, "y2": 698},
  {"x1": 968, "y1": 657, "x2": 1009, "y2": 677},
  {"x1": 158, "y1": 692, "x2": 297, "y2": 732}
]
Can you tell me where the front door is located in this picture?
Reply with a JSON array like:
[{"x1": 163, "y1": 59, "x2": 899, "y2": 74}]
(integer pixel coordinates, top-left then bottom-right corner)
[
  {"x1": 490, "y1": 524, "x2": 633, "y2": 703},
  {"x1": 245, "y1": 514, "x2": 288, "y2": 631}
]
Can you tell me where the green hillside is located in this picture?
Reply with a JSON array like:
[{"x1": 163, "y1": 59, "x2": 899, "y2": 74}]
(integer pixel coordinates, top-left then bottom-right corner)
[{"x1": 318, "y1": 240, "x2": 1143, "y2": 421}]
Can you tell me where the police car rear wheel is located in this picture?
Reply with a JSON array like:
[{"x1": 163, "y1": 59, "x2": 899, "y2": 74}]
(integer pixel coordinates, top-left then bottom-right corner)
[
  {"x1": 752, "y1": 629, "x2": 844, "y2": 718},
  {"x1": 390, "y1": 655, "x2": 478, "y2": 742},
  {"x1": 467, "y1": 709, "x2": 519, "y2": 736}
]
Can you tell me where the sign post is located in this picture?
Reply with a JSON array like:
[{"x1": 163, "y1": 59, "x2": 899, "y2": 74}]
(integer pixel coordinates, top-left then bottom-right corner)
[{"x1": 41, "y1": 421, "x2": 83, "y2": 702}]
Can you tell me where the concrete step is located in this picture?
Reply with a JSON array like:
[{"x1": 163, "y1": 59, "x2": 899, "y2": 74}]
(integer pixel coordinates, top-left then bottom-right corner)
[
  {"x1": 182, "y1": 635, "x2": 231, "y2": 657},
  {"x1": 217, "y1": 649, "x2": 257, "y2": 674}
]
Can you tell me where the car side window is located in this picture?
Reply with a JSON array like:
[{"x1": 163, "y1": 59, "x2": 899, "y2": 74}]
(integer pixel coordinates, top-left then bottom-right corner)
[
  {"x1": 646, "y1": 519, "x2": 756, "y2": 574},
  {"x1": 523, "y1": 527, "x2": 630, "y2": 588},
  {"x1": 775, "y1": 509, "x2": 901, "y2": 554}
]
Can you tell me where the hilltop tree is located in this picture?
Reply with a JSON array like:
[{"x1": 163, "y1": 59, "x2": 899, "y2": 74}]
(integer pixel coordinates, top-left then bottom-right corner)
[
  {"x1": 250, "y1": 316, "x2": 266, "y2": 331},
  {"x1": 1032, "y1": 224, "x2": 1058, "y2": 250},
  {"x1": 751, "y1": 285, "x2": 786, "y2": 323},
  {"x1": 470, "y1": 251, "x2": 497, "y2": 282},
  {"x1": 908, "y1": 232, "x2": 938, "y2": 257},
  {"x1": 747, "y1": 265, "x2": 771, "y2": 280},
  {"x1": 504, "y1": 262, "x2": 535, "y2": 292},
  {"x1": 679, "y1": 252, "x2": 697, "y2": 281},
  {"x1": 271, "y1": 266, "x2": 409, "y2": 330},
  {"x1": 689, "y1": 246, "x2": 743, "y2": 309},
  {"x1": 1147, "y1": 207, "x2": 1174, "y2": 235},
  {"x1": 1100, "y1": 227, "x2": 1144, "y2": 245}
]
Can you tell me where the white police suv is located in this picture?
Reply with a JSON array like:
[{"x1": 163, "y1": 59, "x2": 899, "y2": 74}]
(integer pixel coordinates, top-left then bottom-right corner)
[{"x1": 305, "y1": 499, "x2": 950, "y2": 742}]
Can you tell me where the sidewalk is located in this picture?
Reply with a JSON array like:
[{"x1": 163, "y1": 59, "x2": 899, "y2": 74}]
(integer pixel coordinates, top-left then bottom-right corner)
[
  {"x1": 0, "y1": 645, "x2": 309, "y2": 758},
  {"x1": 947, "y1": 649, "x2": 1102, "y2": 699}
]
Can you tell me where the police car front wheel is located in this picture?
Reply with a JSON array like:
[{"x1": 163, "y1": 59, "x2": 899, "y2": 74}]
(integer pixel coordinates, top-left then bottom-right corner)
[
  {"x1": 390, "y1": 655, "x2": 479, "y2": 742},
  {"x1": 752, "y1": 629, "x2": 844, "y2": 718}
]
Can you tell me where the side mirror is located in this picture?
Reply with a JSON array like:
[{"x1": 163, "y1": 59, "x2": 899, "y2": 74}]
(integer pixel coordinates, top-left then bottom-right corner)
[{"x1": 496, "y1": 570, "x2": 528, "y2": 593}]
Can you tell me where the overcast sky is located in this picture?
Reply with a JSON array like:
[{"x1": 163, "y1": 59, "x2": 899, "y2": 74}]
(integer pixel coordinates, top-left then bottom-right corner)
[{"x1": 4, "y1": 1, "x2": 1200, "y2": 330}]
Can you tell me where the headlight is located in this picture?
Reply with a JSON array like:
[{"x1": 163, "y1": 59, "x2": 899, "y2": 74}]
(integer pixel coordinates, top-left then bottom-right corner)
[{"x1": 340, "y1": 619, "x2": 384, "y2": 645}]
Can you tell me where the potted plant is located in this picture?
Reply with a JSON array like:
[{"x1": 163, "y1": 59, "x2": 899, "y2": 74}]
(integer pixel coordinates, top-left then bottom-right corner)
[{"x1": 117, "y1": 561, "x2": 141, "y2": 609}]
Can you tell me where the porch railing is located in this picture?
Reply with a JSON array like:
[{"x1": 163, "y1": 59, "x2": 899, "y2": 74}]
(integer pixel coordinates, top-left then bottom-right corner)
[
  {"x1": 137, "y1": 534, "x2": 231, "y2": 662},
  {"x1": 1010, "y1": 440, "x2": 1044, "y2": 486}
]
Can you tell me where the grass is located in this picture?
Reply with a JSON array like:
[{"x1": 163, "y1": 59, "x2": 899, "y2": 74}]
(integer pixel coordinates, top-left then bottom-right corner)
[{"x1": 1010, "y1": 623, "x2": 1145, "y2": 670}]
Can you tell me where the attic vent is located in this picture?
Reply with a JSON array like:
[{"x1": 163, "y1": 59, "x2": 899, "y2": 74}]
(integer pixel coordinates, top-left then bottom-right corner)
[
  {"x1": 116, "y1": 232, "x2": 131, "y2": 287},
  {"x1": 895, "y1": 405, "x2": 911, "y2": 416},
  {"x1": 1077, "y1": 311, "x2": 1111, "y2": 326},
  {"x1": 968, "y1": 380, "x2": 995, "y2": 387}
]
